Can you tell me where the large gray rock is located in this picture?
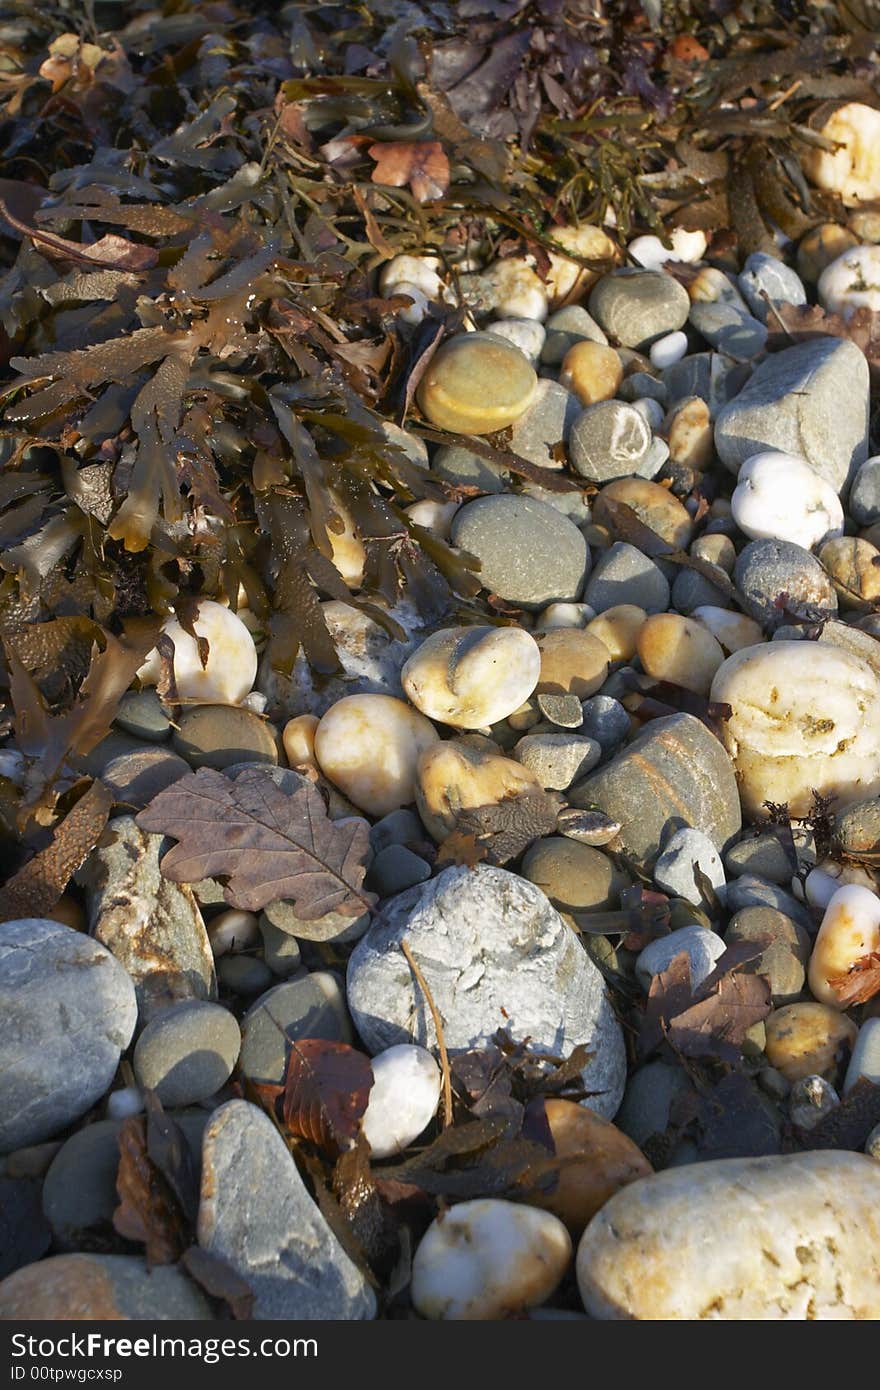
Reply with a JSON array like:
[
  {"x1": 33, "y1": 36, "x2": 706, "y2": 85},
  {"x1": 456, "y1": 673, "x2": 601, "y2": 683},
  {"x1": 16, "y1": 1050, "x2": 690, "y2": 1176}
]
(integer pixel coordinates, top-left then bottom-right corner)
[
  {"x1": 79, "y1": 815, "x2": 216, "y2": 1023},
  {"x1": 714, "y1": 338, "x2": 869, "y2": 492},
  {"x1": 450, "y1": 494, "x2": 589, "y2": 610},
  {"x1": 346, "y1": 866, "x2": 626, "y2": 1119},
  {"x1": 0, "y1": 919, "x2": 137, "y2": 1153},
  {"x1": 198, "y1": 1100, "x2": 376, "y2": 1319}
]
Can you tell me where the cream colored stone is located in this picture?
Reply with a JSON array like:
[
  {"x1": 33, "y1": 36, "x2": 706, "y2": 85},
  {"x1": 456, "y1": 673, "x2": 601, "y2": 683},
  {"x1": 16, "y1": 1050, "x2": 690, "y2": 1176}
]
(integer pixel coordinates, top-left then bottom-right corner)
[
  {"x1": 819, "y1": 536, "x2": 880, "y2": 610},
  {"x1": 416, "y1": 333, "x2": 538, "y2": 435},
  {"x1": 818, "y1": 244, "x2": 880, "y2": 318},
  {"x1": 412, "y1": 1199, "x2": 572, "y2": 1320},
  {"x1": 691, "y1": 606, "x2": 764, "y2": 655},
  {"x1": 380, "y1": 254, "x2": 444, "y2": 300},
  {"x1": 797, "y1": 224, "x2": 859, "y2": 284},
  {"x1": 281, "y1": 714, "x2": 319, "y2": 771},
  {"x1": 731, "y1": 452, "x2": 843, "y2": 549},
  {"x1": 536, "y1": 629, "x2": 610, "y2": 700},
  {"x1": 709, "y1": 641, "x2": 880, "y2": 819},
  {"x1": 402, "y1": 625, "x2": 541, "y2": 729},
  {"x1": 314, "y1": 694, "x2": 439, "y2": 818},
  {"x1": 803, "y1": 102, "x2": 880, "y2": 204},
  {"x1": 687, "y1": 266, "x2": 747, "y2": 309},
  {"x1": 326, "y1": 490, "x2": 365, "y2": 588},
  {"x1": 559, "y1": 341, "x2": 623, "y2": 406},
  {"x1": 534, "y1": 602, "x2": 595, "y2": 633},
  {"x1": 593, "y1": 477, "x2": 693, "y2": 548},
  {"x1": 415, "y1": 736, "x2": 541, "y2": 842},
  {"x1": 207, "y1": 910, "x2": 260, "y2": 958},
  {"x1": 577, "y1": 1152, "x2": 880, "y2": 1319},
  {"x1": 628, "y1": 229, "x2": 707, "y2": 270},
  {"x1": 808, "y1": 883, "x2": 880, "y2": 1008},
  {"x1": 137, "y1": 600, "x2": 257, "y2": 706},
  {"x1": 690, "y1": 534, "x2": 736, "y2": 573},
  {"x1": 361, "y1": 1045, "x2": 441, "y2": 1159},
  {"x1": 637, "y1": 613, "x2": 724, "y2": 696},
  {"x1": 404, "y1": 499, "x2": 460, "y2": 539},
  {"x1": 546, "y1": 225, "x2": 620, "y2": 307},
  {"x1": 462, "y1": 257, "x2": 549, "y2": 321},
  {"x1": 764, "y1": 1002, "x2": 858, "y2": 1082},
  {"x1": 804, "y1": 860, "x2": 877, "y2": 911},
  {"x1": 586, "y1": 605, "x2": 647, "y2": 662},
  {"x1": 392, "y1": 280, "x2": 430, "y2": 325},
  {"x1": 667, "y1": 396, "x2": 713, "y2": 469}
]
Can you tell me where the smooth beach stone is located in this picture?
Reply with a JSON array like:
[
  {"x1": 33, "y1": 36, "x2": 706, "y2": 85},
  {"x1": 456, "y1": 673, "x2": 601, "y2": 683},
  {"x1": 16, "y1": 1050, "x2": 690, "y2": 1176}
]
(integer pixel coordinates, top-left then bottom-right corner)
[
  {"x1": 239, "y1": 973, "x2": 352, "y2": 1084},
  {"x1": 653, "y1": 827, "x2": 726, "y2": 907},
  {"x1": 819, "y1": 536, "x2": 880, "y2": 611},
  {"x1": 849, "y1": 455, "x2": 880, "y2": 525},
  {"x1": 714, "y1": 337, "x2": 869, "y2": 493},
  {"x1": 101, "y1": 746, "x2": 190, "y2": 809},
  {"x1": 432, "y1": 443, "x2": 508, "y2": 493},
  {"x1": 415, "y1": 736, "x2": 541, "y2": 842},
  {"x1": 530, "y1": 1100, "x2": 652, "y2": 1236},
  {"x1": 198, "y1": 1100, "x2": 376, "y2": 1320},
  {"x1": 666, "y1": 394, "x2": 713, "y2": 468},
  {"x1": 172, "y1": 704, "x2": 279, "y2": 770},
  {"x1": 723, "y1": 875, "x2": 813, "y2": 933},
  {"x1": 592, "y1": 476, "x2": 693, "y2": 548},
  {"x1": 486, "y1": 316, "x2": 546, "y2": 362},
  {"x1": 380, "y1": 253, "x2": 444, "y2": 300},
  {"x1": 507, "y1": 379, "x2": 582, "y2": 469},
  {"x1": 692, "y1": 533, "x2": 736, "y2": 572},
  {"x1": 631, "y1": 395, "x2": 666, "y2": 432},
  {"x1": 1, "y1": 1176, "x2": 50, "y2": 1275},
  {"x1": 687, "y1": 266, "x2": 748, "y2": 309},
  {"x1": 405, "y1": 497, "x2": 459, "y2": 538},
  {"x1": 796, "y1": 223, "x2": 859, "y2": 284},
  {"x1": 734, "y1": 539, "x2": 837, "y2": 631},
  {"x1": 576, "y1": 1151, "x2": 880, "y2": 1320},
  {"x1": 216, "y1": 955, "x2": 273, "y2": 996},
  {"x1": 367, "y1": 844, "x2": 431, "y2": 897},
  {"x1": 588, "y1": 268, "x2": 690, "y2": 349},
  {"x1": 560, "y1": 341, "x2": 623, "y2": 405},
  {"x1": 369, "y1": 807, "x2": 427, "y2": 854},
  {"x1": 132, "y1": 1000, "x2": 241, "y2": 1106},
  {"x1": 650, "y1": 331, "x2": 688, "y2": 370},
  {"x1": 635, "y1": 924, "x2": 725, "y2": 993},
  {"x1": 545, "y1": 224, "x2": 620, "y2": 306},
  {"x1": 0, "y1": 1253, "x2": 212, "y2": 1320},
  {"x1": 845, "y1": 1017, "x2": 880, "y2": 1092},
  {"x1": 580, "y1": 695, "x2": 631, "y2": 752},
  {"x1": 0, "y1": 920, "x2": 137, "y2": 1153},
  {"x1": 568, "y1": 400, "x2": 652, "y2": 482},
  {"x1": 392, "y1": 280, "x2": 429, "y2": 325},
  {"x1": 818, "y1": 618, "x2": 880, "y2": 681},
  {"x1": 835, "y1": 795, "x2": 880, "y2": 856},
  {"x1": 808, "y1": 884, "x2": 880, "y2": 1008},
  {"x1": 513, "y1": 733, "x2": 601, "y2": 790},
  {"x1": 663, "y1": 350, "x2": 747, "y2": 416},
  {"x1": 261, "y1": 895, "x2": 371, "y2": 945},
  {"x1": 636, "y1": 613, "x2": 724, "y2": 696},
  {"x1": 451, "y1": 494, "x2": 588, "y2": 609},
  {"x1": 584, "y1": 544, "x2": 670, "y2": 615},
  {"x1": 281, "y1": 712, "x2": 319, "y2": 772},
  {"x1": 615, "y1": 1059, "x2": 692, "y2": 1149},
  {"x1": 788, "y1": 1075, "x2": 839, "y2": 1131},
  {"x1": 724, "y1": 830, "x2": 814, "y2": 884},
  {"x1": 542, "y1": 304, "x2": 608, "y2": 363},
  {"x1": 691, "y1": 607, "x2": 763, "y2": 655},
  {"x1": 731, "y1": 452, "x2": 843, "y2": 549},
  {"x1": 688, "y1": 299, "x2": 768, "y2": 359},
  {"x1": 536, "y1": 691, "x2": 585, "y2": 727},
  {"x1": 402, "y1": 625, "x2": 540, "y2": 729},
  {"x1": 137, "y1": 600, "x2": 257, "y2": 706},
  {"x1": 461, "y1": 257, "x2": 549, "y2": 320},
  {"x1": 618, "y1": 371, "x2": 667, "y2": 406},
  {"x1": 805, "y1": 103, "x2": 880, "y2": 201},
  {"x1": 361, "y1": 1044, "x2": 441, "y2": 1159},
  {"x1": 521, "y1": 837, "x2": 630, "y2": 914},
  {"x1": 568, "y1": 712, "x2": 741, "y2": 872},
  {"x1": 738, "y1": 252, "x2": 806, "y2": 324},
  {"x1": 258, "y1": 915, "x2": 302, "y2": 977},
  {"x1": 536, "y1": 628, "x2": 610, "y2": 700},
  {"x1": 764, "y1": 1003, "x2": 858, "y2": 1083},
  {"x1": 313, "y1": 693, "x2": 438, "y2": 817},
  {"x1": 346, "y1": 866, "x2": 626, "y2": 1118},
  {"x1": 725, "y1": 907, "x2": 810, "y2": 1005},
  {"x1": 412, "y1": 1199, "x2": 571, "y2": 1320},
  {"x1": 381, "y1": 420, "x2": 430, "y2": 468},
  {"x1": 114, "y1": 689, "x2": 172, "y2": 743},
  {"x1": 804, "y1": 862, "x2": 876, "y2": 912},
  {"x1": 670, "y1": 566, "x2": 728, "y2": 614},
  {"x1": 417, "y1": 333, "x2": 538, "y2": 434},
  {"x1": 710, "y1": 641, "x2": 880, "y2": 820},
  {"x1": 586, "y1": 604, "x2": 647, "y2": 662}
]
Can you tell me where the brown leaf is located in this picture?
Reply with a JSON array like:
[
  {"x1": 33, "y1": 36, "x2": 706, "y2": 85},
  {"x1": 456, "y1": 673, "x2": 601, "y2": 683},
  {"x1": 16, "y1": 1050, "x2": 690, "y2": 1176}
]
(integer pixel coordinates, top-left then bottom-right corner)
[
  {"x1": 368, "y1": 140, "x2": 450, "y2": 204},
  {"x1": 435, "y1": 828, "x2": 489, "y2": 869},
  {"x1": 113, "y1": 1116, "x2": 187, "y2": 1266},
  {"x1": 0, "y1": 200, "x2": 158, "y2": 271},
  {"x1": 136, "y1": 767, "x2": 376, "y2": 918},
  {"x1": 828, "y1": 951, "x2": 880, "y2": 1007},
  {"x1": 641, "y1": 944, "x2": 772, "y2": 1061},
  {"x1": 282, "y1": 1039, "x2": 374, "y2": 1157},
  {"x1": 0, "y1": 778, "x2": 112, "y2": 920}
]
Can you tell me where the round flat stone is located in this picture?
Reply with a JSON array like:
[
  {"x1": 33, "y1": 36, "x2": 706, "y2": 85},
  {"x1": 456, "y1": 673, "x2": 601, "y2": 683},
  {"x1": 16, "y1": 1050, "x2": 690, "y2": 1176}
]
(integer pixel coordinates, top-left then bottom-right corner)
[
  {"x1": 239, "y1": 973, "x2": 353, "y2": 1084},
  {"x1": 114, "y1": 689, "x2": 172, "y2": 743},
  {"x1": 450, "y1": 494, "x2": 588, "y2": 610},
  {"x1": 102, "y1": 747, "x2": 190, "y2": 809},
  {"x1": 172, "y1": 705, "x2": 280, "y2": 770},
  {"x1": 588, "y1": 269, "x2": 690, "y2": 349},
  {"x1": 133, "y1": 1000, "x2": 241, "y2": 1106},
  {"x1": 416, "y1": 332, "x2": 538, "y2": 435},
  {"x1": 734, "y1": 538, "x2": 837, "y2": 630},
  {"x1": 569, "y1": 400, "x2": 652, "y2": 482}
]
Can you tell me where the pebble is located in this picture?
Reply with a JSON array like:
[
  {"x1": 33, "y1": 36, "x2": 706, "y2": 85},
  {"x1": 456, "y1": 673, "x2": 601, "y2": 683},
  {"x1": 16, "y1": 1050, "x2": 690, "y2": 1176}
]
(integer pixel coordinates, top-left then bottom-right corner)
[
  {"x1": 461, "y1": 257, "x2": 549, "y2": 321},
  {"x1": 258, "y1": 915, "x2": 302, "y2": 977},
  {"x1": 588, "y1": 268, "x2": 691, "y2": 349},
  {"x1": 714, "y1": 337, "x2": 869, "y2": 493},
  {"x1": 569, "y1": 399, "x2": 652, "y2": 482},
  {"x1": 560, "y1": 341, "x2": 623, "y2": 405},
  {"x1": 239, "y1": 972, "x2": 352, "y2": 1084},
  {"x1": 402, "y1": 625, "x2": 540, "y2": 729},
  {"x1": 1, "y1": 1176, "x2": 50, "y2": 1277},
  {"x1": 808, "y1": 884, "x2": 880, "y2": 1008},
  {"x1": 738, "y1": 252, "x2": 806, "y2": 323},
  {"x1": 577, "y1": 1152, "x2": 880, "y2": 1319},
  {"x1": 450, "y1": 494, "x2": 589, "y2": 609},
  {"x1": 536, "y1": 628, "x2": 610, "y2": 700},
  {"x1": 628, "y1": 229, "x2": 707, "y2": 269},
  {"x1": 417, "y1": 332, "x2": 538, "y2": 434},
  {"x1": 101, "y1": 746, "x2": 190, "y2": 808},
  {"x1": 637, "y1": 612, "x2": 725, "y2": 695},
  {"x1": 507, "y1": 380, "x2": 582, "y2": 469},
  {"x1": 691, "y1": 606, "x2": 763, "y2": 654},
  {"x1": 555, "y1": 808, "x2": 623, "y2": 846},
  {"x1": 216, "y1": 955, "x2": 273, "y2": 996},
  {"x1": 796, "y1": 223, "x2": 860, "y2": 284},
  {"x1": 584, "y1": 543, "x2": 670, "y2": 615},
  {"x1": 106, "y1": 1087, "x2": 144, "y2": 1120},
  {"x1": 0, "y1": 920, "x2": 136, "y2": 1153},
  {"x1": 132, "y1": 1000, "x2": 241, "y2": 1106},
  {"x1": 671, "y1": 566, "x2": 728, "y2": 614},
  {"x1": 313, "y1": 693, "x2": 438, "y2": 817},
  {"x1": 835, "y1": 795, "x2": 880, "y2": 857},
  {"x1": 412, "y1": 1198, "x2": 571, "y2": 1320},
  {"x1": 586, "y1": 603, "x2": 647, "y2": 661},
  {"x1": 172, "y1": 704, "x2": 279, "y2": 770},
  {"x1": 867, "y1": 1123, "x2": 880, "y2": 1160},
  {"x1": 580, "y1": 694, "x2": 631, "y2": 752},
  {"x1": 764, "y1": 1002, "x2": 858, "y2": 1083},
  {"x1": 392, "y1": 280, "x2": 429, "y2": 325},
  {"x1": 619, "y1": 370, "x2": 667, "y2": 405},
  {"x1": 137, "y1": 600, "x2": 258, "y2": 706},
  {"x1": 733, "y1": 539, "x2": 838, "y2": 630},
  {"x1": 380, "y1": 254, "x2": 444, "y2": 300},
  {"x1": 346, "y1": 865, "x2": 626, "y2": 1117},
  {"x1": 487, "y1": 317, "x2": 546, "y2": 362},
  {"x1": 725, "y1": 907, "x2": 810, "y2": 1005},
  {"x1": 849, "y1": 454, "x2": 880, "y2": 525},
  {"x1": 568, "y1": 712, "x2": 741, "y2": 872},
  {"x1": 819, "y1": 536, "x2": 880, "y2": 610},
  {"x1": 368, "y1": 843, "x2": 431, "y2": 897},
  {"x1": 281, "y1": 713, "x2": 319, "y2": 772},
  {"x1": 361, "y1": 1044, "x2": 441, "y2": 1158},
  {"x1": 381, "y1": 420, "x2": 430, "y2": 468},
  {"x1": 521, "y1": 837, "x2": 629, "y2": 914},
  {"x1": 0, "y1": 1253, "x2": 212, "y2": 1320},
  {"x1": 545, "y1": 224, "x2": 619, "y2": 305},
  {"x1": 804, "y1": 102, "x2": 880, "y2": 202},
  {"x1": 536, "y1": 691, "x2": 585, "y2": 727},
  {"x1": 198, "y1": 1100, "x2": 376, "y2": 1319},
  {"x1": 788, "y1": 1075, "x2": 839, "y2": 1131},
  {"x1": 369, "y1": 807, "x2": 426, "y2": 854},
  {"x1": 114, "y1": 689, "x2": 172, "y2": 743},
  {"x1": 664, "y1": 349, "x2": 748, "y2": 416},
  {"x1": 653, "y1": 827, "x2": 726, "y2": 907},
  {"x1": 711, "y1": 641, "x2": 880, "y2": 820},
  {"x1": 667, "y1": 395, "x2": 713, "y2": 468},
  {"x1": 845, "y1": 1017, "x2": 880, "y2": 1092},
  {"x1": 692, "y1": 533, "x2": 736, "y2": 572},
  {"x1": 260, "y1": 891, "x2": 370, "y2": 943},
  {"x1": 724, "y1": 831, "x2": 811, "y2": 885},
  {"x1": 593, "y1": 476, "x2": 694, "y2": 548},
  {"x1": 689, "y1": 299, "x2": 768, "y2": 360},
  {"x1": 635, "y1": 924, "x2": 725, "y2": 993},
  {"x1": 631, "y1": 395, "x2": 666, "y2": 430},
  {"x1": 648, "y1": 329, "x2": 688, "y2": 369},
  {"x1": 731, "y1": 451, "x2": 843, "y2": 550},
  {"x1": 722, "y1": 875, "x2": 813, "y2": 933},
  {"x1": 432, "y1": 442, "x2": 508, "y2": 493},
  {"x1": 615, "y1": 1059, "x2": 692, "y2": 1149},
  {"x1": 513, "y1": 733, "x2": 601, "y2": 790},
  {"x1": 541, "y1": 304, "x2": 608, "y2": 363},
  {"x1": 530, "y1": 1100, "x2": 652, "y2": 1235},
  {"x1": 415, "y1": 736, "x2": 541, "y2": 842},
  {"x1": 405, "y1": 497, "x2": 459, "y2": 537}
]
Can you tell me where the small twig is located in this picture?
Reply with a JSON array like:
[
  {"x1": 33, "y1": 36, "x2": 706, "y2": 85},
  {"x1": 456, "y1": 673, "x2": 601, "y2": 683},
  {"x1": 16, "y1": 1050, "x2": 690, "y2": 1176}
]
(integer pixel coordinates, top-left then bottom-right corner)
[{"x1": 401, "y1": 938, "x2": 453, "y2": 1128}]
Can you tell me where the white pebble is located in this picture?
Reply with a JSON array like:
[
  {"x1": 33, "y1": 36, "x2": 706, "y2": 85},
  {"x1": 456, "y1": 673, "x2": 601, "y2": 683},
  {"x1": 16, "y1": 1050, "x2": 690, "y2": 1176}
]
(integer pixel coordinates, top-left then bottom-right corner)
[
  {"x1": 380, "y1": 254, "x2": 444, "y2": 301},
  {"x1": 362, "y1": 1044, "x2": 441, "y2": 1159},
  {"x1": 818, "y1": 244, "x2": 880, "y2": 319},
  {"x1": 208, "y1": 909, "x2": 260, "y2": 957},
  {"x1": 533, "y1": 601, "x2": 597, "y2": 632},
  {"x1": 487, "y1": 317, "x2": 547, "y2": 362},
  {"x1": 803, "y1": 861, "x2": 876, "y2": 912},
  {"x1": 240, "y1": 691, "x2": 268, "y2": 715},
  {"x1": 649, "y1": 330, "x2": 688, "y2": 368},
  {"x1": 631, "y1": 396, "x2": 666, "y2": 431},
  {"x1": 808, "y1": 883, "x2": 880, "y2": 1007},
  {"x1": 402, "y1": 626, "x2": 541, "y2": 729},
  {"x1": 392, "y1": 280, "x2": 430, "y2": 325},
  {"x1": 628, "y1": 229, "x2": 707, "y2": 270},
  {"x1": 731, "y1": 451, "x2": 844, "y2": 549},
  {"x1": 137, "y1": 600, "x2": 258, "y2": 706},
  {"x1": 405, "y1": 499, "x2": 460, "y2": 540},
  {"x1": 803, "y1": 102, "x2": 880, "y2": 204},
  {"x1": 106, "y1": 1087, "x2": 144, "y2": 1120}
]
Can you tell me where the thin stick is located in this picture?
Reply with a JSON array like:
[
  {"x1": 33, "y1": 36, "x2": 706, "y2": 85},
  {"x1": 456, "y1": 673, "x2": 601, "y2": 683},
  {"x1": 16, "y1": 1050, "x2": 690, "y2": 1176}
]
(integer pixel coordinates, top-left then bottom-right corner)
[{"x1": 401, "y1": 939, "x2": 453, "y2": 1129}]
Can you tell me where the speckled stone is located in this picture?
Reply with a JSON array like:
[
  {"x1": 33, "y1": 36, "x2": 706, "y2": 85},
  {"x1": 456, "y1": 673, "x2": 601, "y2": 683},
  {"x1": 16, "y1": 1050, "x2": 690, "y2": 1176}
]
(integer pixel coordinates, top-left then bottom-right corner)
[
  {"x1": 734, "y1": 538, "x2": 838, "y2": 630},
  {"x1": 0, "y1": 1254, "x2": 212, "y2": 1320},
  {"x1": 541, "y1": 304, "x2": 608, "y2": 363},
  {"x1": 432, "y1": 444, "x2": 508, "y2": 494},
  {"x1": 588, "y1": 269, "x2": 690, "y2": 349},
  {"x1": 584, "y1": 543, "x2": 670, "y2": 615},
  {"x1": 569, "y1": 400, "x2": 652, "y2": 482},
  {"x1": 725, "y1": 907, "x2": 810, "y2": 1005},
  {"x1": 450, "y1": 494, "x2": 589, "y2": 610},
  {"x1": 580, "y1": 695, "x2": 630, "y2": 753},
  {"x1": 133, "y1": 1000, "x2": 241, "y2": 1106},
  {"x1": 689, "y1": 300, "x2": 768, "y2": 360},
  {"x1": 738, "y1": 252, "x2": 806, "y2": 324},
  {"x1": 507, "y1": 379, "x2": 582, "y2": 468}
]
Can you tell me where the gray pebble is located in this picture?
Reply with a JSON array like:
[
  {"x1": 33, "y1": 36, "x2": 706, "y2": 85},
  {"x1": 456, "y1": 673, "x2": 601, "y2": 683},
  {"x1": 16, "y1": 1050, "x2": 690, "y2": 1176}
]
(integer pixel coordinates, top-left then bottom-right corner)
[
  {"x1": 588, "y1": 268, "x2": 690, "y2": 349},
  {"x1": 569, "y1": 400, "x2": 652, "y2": 483},
  {"x1": 671, "y1": 566, "x2": 729, "y2": 614},
  {"x1": 738, "y1": 252, "x2": 806, "y2": 325},
  {"x1": 635, "y1": 924, "x2": 725, "y2": 992},
  {"x1": 663, "y1": 351, "x2": 748, "y2": 414},
  {"x1": 541, "y1": 305, "x2": 608, "y2": 363},
  {"x1": 653, "y1": 827, "x2": 726, "y2": 909},
  {"x1": 369, "y1": 808, "x2": 426, "y2": 855},
  {"x1": 450, "y1": 494, "x2": 589, "y2": 610},
  {"x1": 432, "y1": 443, "x2": 508, "y2": 494},
  {"x1": 133, "y1": 1001, "x2": 241, "y2": 1107},
  {"x1": 507, "y1": 379, "x2": 582, "y2": 469},
  {"x1": 114, "y1": 690, "x2": 171, "y2": 743},
  {"x1": 368, "y1": 844, "x2": 431, "y2": 898},
  {"x1": 788, "y1": 1074, "x2": 839, "y2": 1131},
  {"x1": 1, "y1": 1176, "x2": 50, "y2": 1277},
  {"x1": 580, "y1": 695, "x2": 630, "y2": 753},
  {"x1": 734, "y1": 538, "x2": 838, "y2": 630},
  {"x1": 724, "y1": 906, "x2": 810, "y2": 1005},
  {"x1": 584, "y1": 542, "x2": 670, "y2": 614},
  {"x1": 216, "y1": 956, "x2": 274, "y2": 996},
  {"x1": 239, "y1": 973, "x2": 352, "y2": 1085},
  {"x1": 849, "y1": 454, "x2": 880, "y2": 526},
  {"x1": 615, "y1": 1059, "x2": 692, "y2": 1148},
  {"x1": 513, "y1": 732, "x2": 601, "y2": 790},
  {"x1": 722, "y1": 874, "x2": 814, "y2": 932},
  {"x1": 258, "y1": 915, "x2": 302, "y2": 978},
  {"x1": 261, "y1": 898, "x2": 370, "y2": 944},
  {"x1": 537, "y1": 692, "x2": 584, "y2": 728},
  {"x1": 486, "y1": 317, "x2": 546, "y2": 362},
  {"x1": 689, "y1": 300, "x2": 768, "y2": 360},
  {"x1": 617, "y1": 371, "x2": 667, "y2": 405},
  {"x1": 101, "y1": 747, "x2": 190, "y2": 810},
  {"x1": 725, "y1": 830, "x2": 815, "y2": 884},
  {"x1": 634, "y1": 435, "x2": 670, "y2": 480}
]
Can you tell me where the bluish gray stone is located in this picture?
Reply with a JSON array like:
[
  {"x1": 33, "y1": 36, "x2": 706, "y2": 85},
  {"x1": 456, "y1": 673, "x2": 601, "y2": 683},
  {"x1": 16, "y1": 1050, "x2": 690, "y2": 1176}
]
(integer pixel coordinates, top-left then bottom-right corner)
[
  {"x1": 734, "y1": 538, "x2": 838, "y2": 630},
  {"x1": 114, "y1": 689, "x2": 171, "y2": 743},
  {"x1": 432, "y1": 443, "x2": 508, "y2": 493},
  {"x1": 369, "y1": 808, "x2": 426, "y2": 855},
  {"x1": 662, "y1": 351, "x2": 749, "y2": 413},
  {"x1": 617, "y1": 370, "x2": 667, "y2": 405},
  {"x1": 239, "y1": 973, "x2": 352, "y2": 1084},
  {"x1": 724, "y1": 907, "x2": 810, "y2": 1005},
  {"x1": 216, "y1": 955, "x2": 273, "y2": 996},
  {"x1": 671, "y1": 566, "x2": 728, "y2": 614},
  {"x1": 258, "y1": 915, "x2": 302, "y2": 978},
  {"x1": 722, "y1": 874, "x2": 813, "y2": 932},
  {"x1": 653, "y1": 827, "x2": 726, "y2": 908},
  {"x1": 507, "y1": 379, "x2": 582, "y2": 468},
  {"x1": 0, "y1": 1177, "x2": 50, "y2": 1278},
  {"x1": 738, "y1": 252, "x2": 806, "y2": 324},
  {"x1": 541, "y1": 305, "x2": 608, "y2": 363},
  {"x1": 584, "y1": 542, "x2": 670, "y2": 614},
  {"x1": 368, "y1": 844, "x2": 431, "y2": 897},
  {"x1": 849, "y1": 454, "x2": 880, "y2": 526},
  {"x1": 844, "y1": 1017, "x2": 880, "y2": 1093},
  {"x1": 198, "y1": 1101, "x2": 376, "y2": 1319},
  {"x1": 569, "y1": 400, "x2": 652, "y2": 482},
  {"x1": 132, "y1": 1000, "x2": 241, "y2": 1106},
  {"x1": 588, "y1": 268, "x2": 690, "y2": 349},
  {"x1": 635, "y1": 924, "x2": 725, "y2": 992},
  {"x1": 689, "y1": 300, "x2": 768, "y2": 360},
  {"x1": 725, "y1": 830, "x2": 815, "y2": 884},
  {"x1": 450, "y1": 494, "x2": 589, "y2": 610},
  {"x1": 615, "y1": 1059, "x2": 692, "y2": 1147},
  {"x1": 580, "y1": 695, "x2": 630, "y2": 754}
]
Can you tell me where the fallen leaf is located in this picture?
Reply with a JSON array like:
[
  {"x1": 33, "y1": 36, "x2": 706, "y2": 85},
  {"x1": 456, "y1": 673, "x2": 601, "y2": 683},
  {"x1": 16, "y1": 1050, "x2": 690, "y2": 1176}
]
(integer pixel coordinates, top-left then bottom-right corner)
[
  {"x1": 801, "y1": 1078, "x2": 880, "y2": 1152},
  {"x1": 641, "y1": 944, "x2": 771, "y2": 1061},
  {"x1": 113, "y1": 1116, "x2": 188, "y2": 1266},
  {"x1": 368, "y1": 140, "x2": 450, "y2": 203},
  {"x1": 0, "y1": 778, "x2": 113, "y2": 920},
  {"x1": 828, "y1": 951, "x2": 880, "y2": 1007},
  {"x1": 0, "y1": 201, "x2": 158, "y2": 271},
  {"x1": 282, "y1": 1039, "x2": 374, "y2": 1156},
  {"x1": 136, "y1": 767, "x2": 376, "y2": 918},
  {"x1": 435, "y1": 828, "x2": 488, "y2": 869}
]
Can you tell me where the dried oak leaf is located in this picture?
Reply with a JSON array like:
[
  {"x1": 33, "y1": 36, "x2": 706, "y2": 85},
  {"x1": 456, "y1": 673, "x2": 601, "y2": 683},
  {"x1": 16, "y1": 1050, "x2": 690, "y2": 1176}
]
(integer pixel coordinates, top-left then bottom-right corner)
[
  {"x1": 641, "y1": 944, "x2": 771, "y2": 1061},
  {"x1": 435, "y1": 828, "x2": 489, "y2": 869},
  {"x1": 0, "y1": 778, "x2": 112, "y2": 920},
  {"x1": 828, "y1": 951, "x2": 880, "y2": 1007},
  {"x1": 136, "y1": 767, "x2": 376, "y2": 918},
  {"x1": 282, "y1": 1039, "x2": 374, "y2": 1157},
  {"x1": 113, "y1": 1115, "x2": 187, "y2": 1266},
  {"x1": 368, "y1": 140, "x2": 450, "y2": 204},
  {"x1": 453, "y1": 791, "x2": 560, "y2": 865}
]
